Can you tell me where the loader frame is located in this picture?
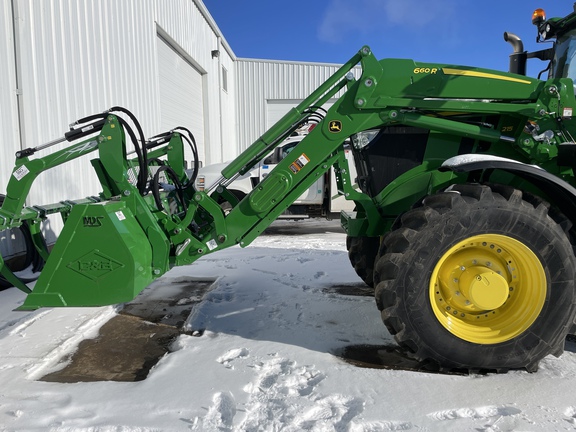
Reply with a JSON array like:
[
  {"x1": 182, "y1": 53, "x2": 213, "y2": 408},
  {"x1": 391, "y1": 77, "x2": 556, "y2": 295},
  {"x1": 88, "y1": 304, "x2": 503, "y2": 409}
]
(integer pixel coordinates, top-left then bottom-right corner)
[{"x1": 3, "y1": 43, "x2": 576, "y2": 310}]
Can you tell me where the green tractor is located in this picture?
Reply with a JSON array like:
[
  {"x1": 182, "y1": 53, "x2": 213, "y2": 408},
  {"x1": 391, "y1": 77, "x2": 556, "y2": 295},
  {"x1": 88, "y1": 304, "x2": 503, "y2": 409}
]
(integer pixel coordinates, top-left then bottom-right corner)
[{"x1": 3, "y1": 6, "x2": 576, "y2": 372}]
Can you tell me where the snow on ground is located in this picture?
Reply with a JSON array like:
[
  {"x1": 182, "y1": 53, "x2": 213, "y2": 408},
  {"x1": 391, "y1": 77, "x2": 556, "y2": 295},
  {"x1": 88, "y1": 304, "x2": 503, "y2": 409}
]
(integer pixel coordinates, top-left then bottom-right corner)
[{"x1": 1, "y1": 219, "x2": 576, "y2": 431}]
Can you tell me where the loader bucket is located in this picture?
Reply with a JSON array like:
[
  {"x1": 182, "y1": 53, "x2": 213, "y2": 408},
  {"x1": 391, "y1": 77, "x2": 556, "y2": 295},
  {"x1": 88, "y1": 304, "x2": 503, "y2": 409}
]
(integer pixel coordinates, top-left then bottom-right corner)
[{"x1": 19, "y1": 201, "x2": 154, "y2": 310}]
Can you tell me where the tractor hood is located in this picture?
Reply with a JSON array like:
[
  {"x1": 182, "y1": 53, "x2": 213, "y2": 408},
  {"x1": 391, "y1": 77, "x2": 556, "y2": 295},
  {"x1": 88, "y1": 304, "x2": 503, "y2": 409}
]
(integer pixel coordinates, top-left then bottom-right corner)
[{"x1": 372, "y1": 58, "x2": 544, "y2": 102}]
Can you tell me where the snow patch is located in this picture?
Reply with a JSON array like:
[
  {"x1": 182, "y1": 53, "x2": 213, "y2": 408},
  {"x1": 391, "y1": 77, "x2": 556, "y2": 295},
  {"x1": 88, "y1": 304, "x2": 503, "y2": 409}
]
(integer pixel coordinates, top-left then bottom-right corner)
[
  {"x1": 216, "y1": 347, "x2": 249, "y2": 368},
  {"x1": 1, "y1": 220, "x2": 576, "y2": 431},
  {"x1": 428, "y1": 405, "x2": 521, "y2": 421}
]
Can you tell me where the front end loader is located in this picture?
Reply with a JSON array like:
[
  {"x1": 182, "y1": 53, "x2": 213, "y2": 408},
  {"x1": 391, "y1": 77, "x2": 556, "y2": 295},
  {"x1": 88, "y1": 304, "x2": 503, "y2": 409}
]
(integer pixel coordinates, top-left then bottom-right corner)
[{"x1": 3, "y1": 5, "x2": 576, "y2": 373}]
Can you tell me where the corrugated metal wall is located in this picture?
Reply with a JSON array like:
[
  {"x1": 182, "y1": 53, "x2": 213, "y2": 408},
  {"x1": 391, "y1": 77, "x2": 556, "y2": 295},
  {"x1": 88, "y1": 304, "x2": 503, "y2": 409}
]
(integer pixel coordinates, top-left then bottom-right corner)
[
  {"x1": 156, "y1": 0, "x2": 236, "y2": 164},
  {"x1": 14, "y1": 0, "x2": 236, "y2": 204},
  {"x1": 1, "y1": 0, "x2": 356, "y2": 256},
  {"x1": 2, "y1": 0, "x2": 236, "y2": 244},
  {"x1": 0, "y1": 2, "x2": 23, "y2": 260},
  {"x1": 235, "y1": 59, "x2": 354, "y2": 153},
  {"x1": 0, "y1": 1, "x2": 20, "y2": 194}
]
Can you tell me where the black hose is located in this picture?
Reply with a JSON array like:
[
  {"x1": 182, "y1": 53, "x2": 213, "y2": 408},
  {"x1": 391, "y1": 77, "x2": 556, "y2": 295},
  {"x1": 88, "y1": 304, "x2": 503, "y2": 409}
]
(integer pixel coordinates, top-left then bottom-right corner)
[
  {"x1": 75, "y1": 109, "x2": 149, "y2": 195},
  {"x1": 115, "y1": 116, "x2": 148, "y2": 195},
  {"x1": 172, "y1": 127, "x2": 200, "y2": 188},
  {"x1": 74, "y1": 112, "x2": 109, "y2": 125},
  {"x1": 151, "y1": 165, "x2": 187, "y2": 213},
  {"x1": 109, "y1": 107, "x2": 149, "y2": 195}
]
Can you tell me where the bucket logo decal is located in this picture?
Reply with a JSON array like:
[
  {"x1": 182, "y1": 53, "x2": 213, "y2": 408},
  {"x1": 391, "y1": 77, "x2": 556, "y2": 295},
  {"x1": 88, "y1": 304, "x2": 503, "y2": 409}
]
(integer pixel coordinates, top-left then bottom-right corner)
[
  {"x1": 68, "y1": 250, "x2": 124, "y2": 281},
  {"x1": 83, "y1": 216, "x2": 104, "y2": 227}
]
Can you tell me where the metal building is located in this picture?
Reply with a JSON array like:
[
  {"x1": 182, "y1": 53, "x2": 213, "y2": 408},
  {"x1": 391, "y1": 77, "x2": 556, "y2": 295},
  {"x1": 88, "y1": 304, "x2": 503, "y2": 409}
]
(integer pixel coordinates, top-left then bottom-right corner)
[
  {"x1": 0, "y1": 0, "x2": 348, "y2": 255},
  {"x1": 235, "y1": 58, "x2": 351, "y2": 152}
]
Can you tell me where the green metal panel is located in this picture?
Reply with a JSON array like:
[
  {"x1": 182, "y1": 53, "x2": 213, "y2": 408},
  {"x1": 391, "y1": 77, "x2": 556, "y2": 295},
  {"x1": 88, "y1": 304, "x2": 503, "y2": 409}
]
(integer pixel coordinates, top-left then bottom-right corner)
[{"x1": 19, "y1": 201, "x2": 153, "y2": 310}]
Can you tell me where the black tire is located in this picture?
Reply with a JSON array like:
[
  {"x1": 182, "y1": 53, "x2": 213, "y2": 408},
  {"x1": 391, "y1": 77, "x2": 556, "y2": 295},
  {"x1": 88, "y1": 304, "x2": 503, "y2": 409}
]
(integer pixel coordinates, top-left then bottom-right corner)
[
  {"x1": 346, "y1": 236, "x2": 379, "y2": 287},
  {"x1": 374, "y1": 183, "x2": 576, "y2": 372},
  {"x1": 218, "y1": 191, "x2": 246, "y2": 216},
  {"x1": 0, "y1": 194, "x2": 45, "y2": 289}
]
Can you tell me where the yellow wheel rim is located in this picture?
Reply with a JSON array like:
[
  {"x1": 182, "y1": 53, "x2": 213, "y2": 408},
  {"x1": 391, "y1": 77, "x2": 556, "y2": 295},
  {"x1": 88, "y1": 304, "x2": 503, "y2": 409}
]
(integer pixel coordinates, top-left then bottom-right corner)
[{"x1": 429, "y1": 234, "x2": 547, "y2": 344}]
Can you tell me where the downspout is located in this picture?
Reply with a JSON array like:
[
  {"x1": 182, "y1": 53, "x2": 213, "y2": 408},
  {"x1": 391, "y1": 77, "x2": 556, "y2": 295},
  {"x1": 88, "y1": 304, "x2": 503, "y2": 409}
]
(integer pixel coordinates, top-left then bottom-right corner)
[
  {"x1": 217, "y1": 35, "x2": 225, "y2": 164},
  {"x1": 10, "y1": 0, "x2": 25, "y2": 151},
  {"x1": 192, "y1": 0, "x2": 236, "y2": 164}
]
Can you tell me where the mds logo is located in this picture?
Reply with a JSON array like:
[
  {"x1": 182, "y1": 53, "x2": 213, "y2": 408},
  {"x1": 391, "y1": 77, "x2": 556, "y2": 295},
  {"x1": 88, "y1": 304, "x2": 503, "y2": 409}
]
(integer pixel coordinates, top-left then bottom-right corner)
[{"x1": 83, "y1": 216, "x2": 104, "y2": 227}]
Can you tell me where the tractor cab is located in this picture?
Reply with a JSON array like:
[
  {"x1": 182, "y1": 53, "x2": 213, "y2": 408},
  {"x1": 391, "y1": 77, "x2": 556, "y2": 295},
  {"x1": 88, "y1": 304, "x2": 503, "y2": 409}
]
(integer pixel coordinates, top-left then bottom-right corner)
[{"x1": 551, "y1": 28, "x2": 576, "y2": 82}]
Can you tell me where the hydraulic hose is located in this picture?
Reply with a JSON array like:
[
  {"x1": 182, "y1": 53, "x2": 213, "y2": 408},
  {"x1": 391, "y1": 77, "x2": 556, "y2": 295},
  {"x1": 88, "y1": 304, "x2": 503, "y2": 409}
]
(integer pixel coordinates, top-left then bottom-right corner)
[
  {"x1": 151, "y1": 165, "x2": 187, "y2": 213},
  {"x1": 172, "y1": 127, "x2": 200, "y2": 188},
  {"x1": 74, "y1": 109, "x2": 149, "y2": 195},
  {"x1": 109, "y1": 107, "x2": 149, "y2": 195}
]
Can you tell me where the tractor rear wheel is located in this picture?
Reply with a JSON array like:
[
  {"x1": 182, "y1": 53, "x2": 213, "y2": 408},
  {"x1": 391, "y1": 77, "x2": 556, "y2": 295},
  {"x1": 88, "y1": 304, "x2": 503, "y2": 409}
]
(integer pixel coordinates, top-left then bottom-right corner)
[
  {"x1": 346, "y1": 236, "x2": 379, "y2": 287},
  {"x1": 373, "y1": 183, "x2": 576, "y2": 372}
]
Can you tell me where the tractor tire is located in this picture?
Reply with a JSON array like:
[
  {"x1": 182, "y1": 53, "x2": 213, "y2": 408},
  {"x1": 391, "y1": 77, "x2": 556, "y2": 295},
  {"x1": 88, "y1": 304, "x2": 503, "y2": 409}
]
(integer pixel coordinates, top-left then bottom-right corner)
[
  {"x1": 346, "y1": 236, "x2": 379, "y2": 287},
  {"x1": 0, "y1": 194, "x2": 45, "y2": 289},
  {"x1": 218, "y1": 191, "x2": 246, "y2": 216},
  {"x1": 373, "y1": 183, "x2": 576, "y2": 372}
]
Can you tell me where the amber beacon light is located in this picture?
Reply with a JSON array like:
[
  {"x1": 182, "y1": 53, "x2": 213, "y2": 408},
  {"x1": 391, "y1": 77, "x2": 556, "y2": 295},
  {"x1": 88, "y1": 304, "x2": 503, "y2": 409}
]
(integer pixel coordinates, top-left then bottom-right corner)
[{"x1": 532, "y1": 8, "x2": 546, "y2": 26}]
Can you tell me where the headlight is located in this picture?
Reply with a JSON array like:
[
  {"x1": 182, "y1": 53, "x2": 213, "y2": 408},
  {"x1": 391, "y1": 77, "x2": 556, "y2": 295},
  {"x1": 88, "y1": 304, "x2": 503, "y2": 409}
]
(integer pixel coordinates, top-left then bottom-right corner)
[{"x1": 352, "y1": 129, "x2": 380, "y2": 149}]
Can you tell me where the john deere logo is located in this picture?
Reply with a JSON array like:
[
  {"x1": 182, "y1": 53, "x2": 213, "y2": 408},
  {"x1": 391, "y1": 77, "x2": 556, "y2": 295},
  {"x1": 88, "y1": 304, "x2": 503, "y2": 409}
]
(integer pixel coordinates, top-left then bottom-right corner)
[
  {"x1": 328, "y1": 120, "x2": 342, "y2": 133},
  {"x1": 67, "y1": 250, "x2": 124, "y2": 281}
]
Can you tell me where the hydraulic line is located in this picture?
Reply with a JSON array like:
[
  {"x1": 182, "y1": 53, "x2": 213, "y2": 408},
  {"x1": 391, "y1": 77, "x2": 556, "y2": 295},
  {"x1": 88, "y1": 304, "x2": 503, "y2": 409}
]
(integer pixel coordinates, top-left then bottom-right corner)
[
  {"x1": 151, "y1": 165, "x2": 187, "y2": 212},
  {"x1": 172, "y1": 126, "x2": 200, "y2": 187},
  {"x1": 109, "y1": 107, "x2": 149, "y2": 195},
  {"x1": 73, "y1": 109, "x2": 149, "y2": 195}
]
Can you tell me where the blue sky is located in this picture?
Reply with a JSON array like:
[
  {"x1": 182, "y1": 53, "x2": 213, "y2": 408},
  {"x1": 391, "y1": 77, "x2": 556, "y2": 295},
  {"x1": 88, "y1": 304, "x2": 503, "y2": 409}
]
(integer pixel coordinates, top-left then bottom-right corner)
[{"x1": 203, "y1": 0, "x2": 569, "y2": 77}]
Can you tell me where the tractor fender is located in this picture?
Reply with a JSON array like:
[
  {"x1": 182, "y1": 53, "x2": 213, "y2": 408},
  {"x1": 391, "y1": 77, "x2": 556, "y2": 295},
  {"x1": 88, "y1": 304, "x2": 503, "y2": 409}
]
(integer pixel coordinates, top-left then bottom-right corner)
[{"x1": 440, "y1": 154, "x2": 576, "y2": 224}]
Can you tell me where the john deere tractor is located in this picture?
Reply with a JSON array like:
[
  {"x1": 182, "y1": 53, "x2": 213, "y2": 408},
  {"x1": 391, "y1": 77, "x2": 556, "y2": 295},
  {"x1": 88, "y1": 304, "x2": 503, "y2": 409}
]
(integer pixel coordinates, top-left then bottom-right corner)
[{"x1": 3, "y1": 6, "x2": 576, "y2": 372}]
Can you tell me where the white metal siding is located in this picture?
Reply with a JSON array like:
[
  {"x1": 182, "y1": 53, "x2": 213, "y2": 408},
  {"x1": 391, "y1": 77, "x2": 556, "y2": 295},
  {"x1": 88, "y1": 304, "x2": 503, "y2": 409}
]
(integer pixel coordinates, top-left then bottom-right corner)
[
  {"x1": 235, "y1": 59, "x2": 358, "y2": 155},
  {"x1": 155, "y1": 0, "x2": 237, "y2": 165},
  {"x1": 266, "y1": 99, "x2": 336, "y2": 130},
  {"x1": 11, "y1": 0, "x2": 239, "y2": 201},
  {"x1": 0, "y1": 1, "x2": 20, "y2": 193},
  {"x1": 157, "y1": 35, "x2": 205, "y2": 164},
  {"x1": 0, "y1": 0, "x2": 360, "y2": 248},
  {"x1": 0, "y1": 0, "x2": 237, "y2": 246},
  {"x1": 14, "y1": 0, "x2": 159, "y2": 216},
  {"x1": 0, "y1": 1, "x2": 23, "y2": 259}
]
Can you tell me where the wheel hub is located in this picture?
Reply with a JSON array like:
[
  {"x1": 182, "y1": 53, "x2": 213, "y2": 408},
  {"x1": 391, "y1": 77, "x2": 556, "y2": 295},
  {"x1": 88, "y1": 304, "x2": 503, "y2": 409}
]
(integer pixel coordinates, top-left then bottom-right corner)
[
  {"x1": 459, "y1": 267, "x2": 509, "y2": 310},
  {"x1": 429, "y1": 234, "x2": 546, "y2": 344}
]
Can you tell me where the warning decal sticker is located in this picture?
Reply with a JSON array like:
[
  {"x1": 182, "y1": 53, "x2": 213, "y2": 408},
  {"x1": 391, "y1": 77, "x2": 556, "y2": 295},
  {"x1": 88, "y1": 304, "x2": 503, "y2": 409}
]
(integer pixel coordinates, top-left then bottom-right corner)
[
  {"x1": 289, "y1": 154, "x2": 310, "y2": 174},
  {"x1": 13, "y1": 165, "x2": 30, "y2": 181}
]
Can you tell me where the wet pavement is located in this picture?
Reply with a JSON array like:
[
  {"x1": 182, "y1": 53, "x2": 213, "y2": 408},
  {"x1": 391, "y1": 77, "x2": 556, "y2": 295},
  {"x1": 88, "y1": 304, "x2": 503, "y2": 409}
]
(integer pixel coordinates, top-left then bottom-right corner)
[{"x1": 41, "y1": 277, "x2": 215, "y2": 383}]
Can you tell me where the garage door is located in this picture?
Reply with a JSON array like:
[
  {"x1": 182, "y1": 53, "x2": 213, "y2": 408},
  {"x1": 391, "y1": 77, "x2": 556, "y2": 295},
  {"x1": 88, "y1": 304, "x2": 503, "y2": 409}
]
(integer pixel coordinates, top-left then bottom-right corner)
[
  {"x1": 157, "y1": 36, "x2": 205, "y2": 164},
  {"x1": 266, "y1": 99, "x2": 336, "y2": 130}
]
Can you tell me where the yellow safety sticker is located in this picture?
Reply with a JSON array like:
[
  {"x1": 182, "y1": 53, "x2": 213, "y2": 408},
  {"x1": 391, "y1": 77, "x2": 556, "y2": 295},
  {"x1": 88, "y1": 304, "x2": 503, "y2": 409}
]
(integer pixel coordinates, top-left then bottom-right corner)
[{"x1": 289, "y1": 153, "x2": 310, "y2": 174}]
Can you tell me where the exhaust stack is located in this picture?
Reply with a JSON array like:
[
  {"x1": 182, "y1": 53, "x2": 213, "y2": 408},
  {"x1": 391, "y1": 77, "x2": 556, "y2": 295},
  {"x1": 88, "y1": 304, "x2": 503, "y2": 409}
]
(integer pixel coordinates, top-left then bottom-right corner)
[{"x1": 504, "y1": 32, "x2": 527, "y2": 75}]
